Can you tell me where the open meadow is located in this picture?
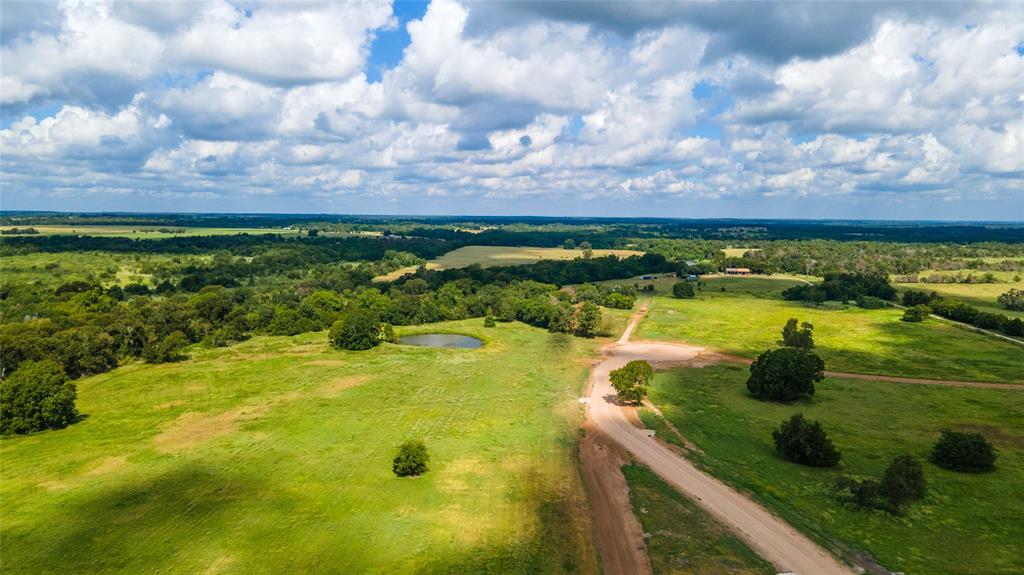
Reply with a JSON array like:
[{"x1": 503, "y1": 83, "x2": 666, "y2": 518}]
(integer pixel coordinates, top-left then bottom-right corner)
[
  {"x1": 0, "y1": 225, "x2": 301, "y2": 239},
  {"x1": 374, "y1": 245, "x2": 643, "y2": 282},
  {"x1": 641, "y1": 364, "x2": 1024, "y2": 575},
  {"x1": 895, "y1": 279, "x2": 1024, "y2": 319},
  {"x1": 0, "y1": 320, "x2": 602, "y2": 574},
  {"x1": 635, "y1": 277, "x2": 1024, "y2": 383}
]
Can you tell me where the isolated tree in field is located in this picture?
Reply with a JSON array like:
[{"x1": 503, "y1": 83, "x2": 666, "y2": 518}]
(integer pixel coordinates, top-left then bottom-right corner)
[
  {"x1": 772, "y1": 413, "x2": 841, "y2": 467},
  {"x1": 574, "y1": 301, "x2": 602, "y2": 337},
  {"x1": 997, "y1": 288, "x2": 1024, "y2": 311},
  {"x1": 392, "y1": 440, "x2": 430, "y2": 477},
  {"x1": 781, "y1": 318, "x2": 814, "y2": 349},
  {"x1": 483, "y1": 311, "x2": 496, "y2": 327},
  {"x1": 901, "y1": 305, "x2": 930, "y2": 322},
  {"x1": 672, "y1": 281, "x2": 695, "y2": 299},
  {"x1": 931, "y1": 429, "x2": 997, "y2": 472},
  {"x1": 0, "y1": 360, "x2": 78, "y2": 435},
  {"x1": 329, "y1": 307, "x2": 383, "y2": 350},
  {"x1": 579, "y1": 241, "x2": 593, "y2": 259},
  {"x1": 610, "y1": 360, "x2": 654, "y2": 405},
  {"x1": 562, "y1": 238, "x2": 576, "y2": 250},
  {"x1": 746, "y1": 348, "x2": 824, "y2": 402},
  {"x1": 881, "y1": 455, "x2": 926, "y2": 510}
]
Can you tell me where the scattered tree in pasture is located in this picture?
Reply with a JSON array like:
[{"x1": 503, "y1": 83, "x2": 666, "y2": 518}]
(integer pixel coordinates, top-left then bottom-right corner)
[
  {"x1": 997, "y1": 288, "x2": 1024, "y2": 311},
  {"x1": 0, "y1": 360, "x2": 78, "y2": 435},
  {"x1": 562, "y1": 238, "x2": 576, "y2": 250},
  {"x1": 392, "y1": 440, "x2": 430, "y2": 477},
  {"x1": 746, "y1": 348, "x2": 824, "y2": 402},
  {"x1": 881, "y1": 455, "x2": 927, "y2": 511},
  {"x1": 901, "y1": 305, "x2": 930, "y2": 322},
  {"x1": 329, "y1": 307, "x2": 384, "y2": 350},
  {"x1": 672, "y1": 281, "x2": 695, "y2": 299},
  {"x1": 931, "y1": 429, "x2": 997, "y2": 472},
  {"x1": 579, "y1": 241, "x2": 593, "y2": 259},
  {"x1": 772, "y1": 413, "x2": 841, "y2": 467},
  {"x1": 574, "y1": 301, "x2": 602, "y2": 338},
  {"x1": 781, "y1": 318, "x2": 814, "y2": 349},
  {"x1": 610, "y1": 360, "x2": 654, "y2": 405}
]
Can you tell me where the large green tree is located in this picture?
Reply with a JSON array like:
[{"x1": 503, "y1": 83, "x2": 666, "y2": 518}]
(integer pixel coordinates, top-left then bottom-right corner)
[
  {"x1": 329, "y1": 307, "x2": 383, "y2": 350},
  {"x1": 610, "y1": 360, "x2": 654, "y2": 405},
  {"x1": 746, "y1": 348, "x2": 825, "y2": 402},
  {"x1": 574, "y1": 301, "x2": 602, "y2": 338},
  {"x1": 392, "y1": 440, "x2": 430, "y2": 477},
  {"x1": 772, "y1": 413, "x2": 841, "y2": 467},
  {"x1": 781, "y1": 318, "x2": 814, "y2": 349},
  {"x1": 0, "y1": 360, "x2": 78, "y2": 435}
]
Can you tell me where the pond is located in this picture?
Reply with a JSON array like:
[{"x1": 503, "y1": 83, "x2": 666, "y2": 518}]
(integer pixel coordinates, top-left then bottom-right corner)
[{"x1": 397, "y1": 333, "x2": 483, "y2": 349}]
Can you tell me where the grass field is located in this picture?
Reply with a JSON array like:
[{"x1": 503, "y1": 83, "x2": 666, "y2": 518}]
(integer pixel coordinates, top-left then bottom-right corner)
[
  {"x1": 636, "y1": 280, "x2": 1024, "y2": 383},
  {"x1": 896, "y1": 280, "x2": 1024, "y2": 319},
  {"x1": 0, "y1": 225, "x2": 301, "y2": 239},
  {"x1": 0, "y1": 252, "x2": 198, "y2": 289},
  {"x1": 0, "y1": 320, "x2": 603, "y2": 574},
  {"x1": 622, "y1": 464, "x2": 773, "y2": 575},
  {"x1": 374, "y1": 246, "x2": 644, "y2": 282},
  {"x1": 641, "y1": 364, "x2": 1024, "y2": 575},
  {"x1": 721, "y1": 247, "x2": 760, "y2": 258}
]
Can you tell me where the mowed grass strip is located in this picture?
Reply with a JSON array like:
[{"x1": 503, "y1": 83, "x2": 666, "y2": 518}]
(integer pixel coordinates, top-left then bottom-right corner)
[
  {"x1": 373, "y1": 245, "x2": 644, "y2": 282},
  {"x1": 646, "y1": 364, "x2": 1024, "y2": 575},
  {"x1": 622, "y1": 464, "x2": 774, "y2": 575},
  {"x1": 637, "y1": 286, "x2": 1024, "y2": 383},
  {"x1": 0, "y1": 320, "x2": 599, "y2": 574}
]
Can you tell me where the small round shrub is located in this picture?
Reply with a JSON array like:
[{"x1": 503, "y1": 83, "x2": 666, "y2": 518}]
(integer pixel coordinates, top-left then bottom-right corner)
[
  {"x1": 772, "y1": 413, "x2": 841, "y2": 467},
  {"x1": 672, "y1": 282, "x2": 695, "y2": 299},
  {"x1": 392, "y1": 440, "x2": 430, "y2": 477},
  {"x1": 901, "y1": 305, "x2": 930, "y2": 322},
  {"x1": 931, "y1": 429, "x2": 997, "y2": 472}
]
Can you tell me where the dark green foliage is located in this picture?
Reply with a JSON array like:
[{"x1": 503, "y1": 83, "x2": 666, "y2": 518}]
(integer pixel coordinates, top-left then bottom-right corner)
[
  {"x1": 881, "y1": 455, "x2": 927, "y2": 510},
  {"x1": 931, "y1": 429, "x2": 997, "y2": 472},
  {"x1": 483, "y1": 314, "x2": 496, "y2": 327},
  {"x1": 0, "y1": 360, "x2": 77, "y2": 435},
  {"x1": 392, "y1": 440, "x2": 430, "y2": 477},
  {"x1": 782, "y1": 272, "x2": 896, "y2": 303},
  {"x1": 672, "y1": 281, "x2": 695, "y2": 299},
  {"x1": 834, "y1": 477, "x2": 885, "y2": 511},
  {"x1": 772, "y1": 413, "x2": 840, "y2": 467},
  {"x1": 573, "y1": 301, "x2": 602, "y2": 338},
  {"x1": 143, "y1": 331, "x2": 189, "y2": 363},
  {"x1": 562, "y1": 238, "x2": 576, "y2": 249},
  {"x1": 746, "y1": 348, "x2": 824, "y2": 402},
  {"x1": 997, "y1": 288, "x2": 1024, "y2": 311},
  {"x1": 1004, "y1": 318, "x2": 1024, "y2": 336},
  {"x1": 856, "y1": 295, "x2": 888, "y2": 309},
  {"x1": 781, "y1": 318, "x2": 814, "y2": 349},
  {"x1": 609, "y1": 360, "x2": 654, "y2": 405},
  {"x1": 329, "y1": 308, "x2": 383, "y2": 351},
  {"x1": 902, "y1": 290, "x2": 939, "y2": 307},
  {"x1": 902, "y1": 305, "x2": 930, "y2": 322},
  {"x1": 973, "y1": 312, "x2": 1005, "y2": 330},
  {"x1": 51, "y1": 326, "x2": 118, "y2": 378}
]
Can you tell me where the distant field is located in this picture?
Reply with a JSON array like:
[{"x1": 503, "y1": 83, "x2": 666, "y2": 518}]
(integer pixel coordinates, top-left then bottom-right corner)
[
  {"x1": 622, "y1": 464, "x2": 773, "y2": 574},
  {"x1": 643, "y1": 364, "x2": 1024, "y2": 575},
  {"x1": 637, "y1": 284, "x2": 1024, "y2": 383},
  {"x1": 0, "y1": 252, "x2": 195, "y2": 289},
  {"x1": 596, "y1": 274, "x2": 810, "y2": 298},
  {"x1": 0, "y1": 225, "x2": 300, "y2": 239},
  {"x1": 721, "y1": 247, "x2": 760, "y2": 258},
  {"x1": 374, "y1": 245, "x2": 644, "y2": 282},
  {"x1": 895, "y1": 279, "x2": 1024, "y2": 319},
  {"x1": 0, "y1": 320, "x2": 601, "y2": 573}
]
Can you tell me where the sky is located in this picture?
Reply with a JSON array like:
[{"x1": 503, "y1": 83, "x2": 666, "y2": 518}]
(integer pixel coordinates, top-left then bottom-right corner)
[{"x1": 1, "y1": 0, "x2": 1022, "y2": 220}]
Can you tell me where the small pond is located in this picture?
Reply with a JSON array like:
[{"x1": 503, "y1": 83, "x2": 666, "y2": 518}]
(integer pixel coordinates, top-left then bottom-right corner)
[{"x1": 397, "y1": 333, "x2": 483, "y2": 349}]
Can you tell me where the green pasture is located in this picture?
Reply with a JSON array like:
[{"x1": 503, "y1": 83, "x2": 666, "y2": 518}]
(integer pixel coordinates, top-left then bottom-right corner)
[
  {"x1": 895, "y1": 280, "x2": 1024, "y2": 319},
  {"x1": 641, "y1": 364, "x2": 1024, "y2": 575},
  {"x1": 0, "y1": 252, "x2": 198, "y2": 289},
  {"x1": 0, "y1": 225, "x2": 300, "y2": 239},
  {"x1": 0, "y1": 321, "x2": 601, "y2": 574},
  {"x1": 622, "y1": 464, "x2": 773, "y2": 575},
  {"x1": 637, "y1": 288, "x2": 1024, "y2": 383}
]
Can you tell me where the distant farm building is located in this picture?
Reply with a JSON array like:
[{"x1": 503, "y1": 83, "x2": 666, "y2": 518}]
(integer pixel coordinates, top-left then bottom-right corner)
[{"x1": 724, "y1": 267, "x2": 752, "y2": 275}]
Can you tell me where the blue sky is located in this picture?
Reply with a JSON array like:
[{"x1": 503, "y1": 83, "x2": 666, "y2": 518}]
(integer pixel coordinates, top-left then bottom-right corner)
[{"x1": 1, "y1": 0, "x2": 1022, "y2": 220}]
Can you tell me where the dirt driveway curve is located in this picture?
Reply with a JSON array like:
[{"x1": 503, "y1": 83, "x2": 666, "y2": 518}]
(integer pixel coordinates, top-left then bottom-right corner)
[{"x1": 586, "y1": 307, "x2": 855, "y2": 575}]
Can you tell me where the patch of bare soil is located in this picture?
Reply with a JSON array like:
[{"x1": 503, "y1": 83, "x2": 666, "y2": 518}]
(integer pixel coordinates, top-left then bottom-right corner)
[
  {"x1": 319, "y1": 375, "x2": 369, "y2": 396},
  {"x1": 154, "y1": 405, "x2": 269, "y2": 453},
  {"x1": 579, "y1": 422, "x2": 653, "y2": 575},
  {"x1": 85, "y1": 455, "x2": 128, "y2": 476}
]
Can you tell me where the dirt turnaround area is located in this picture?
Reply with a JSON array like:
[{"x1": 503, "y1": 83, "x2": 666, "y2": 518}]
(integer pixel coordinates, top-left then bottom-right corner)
[{"x1": 582, "y1": 306, "x2": 855, "y2": 575}]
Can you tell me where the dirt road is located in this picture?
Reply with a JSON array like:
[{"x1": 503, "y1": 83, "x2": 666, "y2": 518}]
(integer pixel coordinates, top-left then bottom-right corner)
[{"x1": 586, "y1": 308, "x2": 854, "y2": 575}]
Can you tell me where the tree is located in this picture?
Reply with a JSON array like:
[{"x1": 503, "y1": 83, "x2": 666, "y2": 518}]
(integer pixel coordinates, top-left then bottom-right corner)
[
  {"x1": 901, "y1": 305, "x2": 930, "y2": 322},
  {"x1": 931, "y1": 429, "x2": 997, "y2": 472},
  {"x1": 772, "y1": 413, "x2": 841, "y2": 467},
  {"x1": 746, "y1": 348, "x2": 824, "y2": 402},
  {"x1": 672, "y1": 281, "x2": 695, "y2": 299},
  {"x1": 574, "y1": 301, "x2": 601, "y2": 337},
  {"x1": 609, "y1": 360, "x2": 654, "y2": 405},
  {"x1": 781, "y1": 318, "x2": 814, "y2": 349},
  {"x1": 579, "y1": 241, "x2": 593, "y2": 259},
  {"x1": 562, "y1": 238, "x2": 576, "y2": 250},
  {"x1": 392, "y1": 440, "x2": 430, "y2": 477},
  {"x1": 881, "y1": 455, "x2": 926, "y2": 510},
  {"x1": 143, "y1": 330, "x2": 189, "y2": 363},
  {"x1": 484, "y1": 314, "x2": 496, "y2": 327},
  {"x1": 0, "y1": 360, "x2": 78, "y2": 435},
  {"x1": 329, "y1": 307, "x2": 383, "y2": 350},
  {"x1": 997, "y1": 288, "x2": 1024, "y2": 311}
]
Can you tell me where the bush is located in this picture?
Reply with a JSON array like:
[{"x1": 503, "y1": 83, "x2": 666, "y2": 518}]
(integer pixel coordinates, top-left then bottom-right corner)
[
  {"x1": 574, "y1": 301, "x2": 602, "y2": 338},
  {"x1": 901, "y1": 305, "x2": 930, "y2": 322},
  {"x1": 902, "y1": 290, "x2": 938, "y2": 307},
  {"x1": 329, "y1": 308, "x2": 383, "y2": 350},
  {"x1": 0, "y1": 360, "x2": 78, "y2": 435},
  {"x1": 856, "y1": 295, "x2": 888, "y2": 309},
  {"x1": 392, "y1": 440, "x2": 430, "y2": 477},
  {"x1": 931, "y1": 429, "x2": 997, "y2": 472},
  {"x1": 772, "y1": 413, "x2": 841, "y2": 467},
  {"x1": 1003, "y1": 318, "x2": 1024, "y2": 336},
  {"x1": 997, "y1": 288, "x2": 1024, "y2": 311},
  {"x1": 781, "y1": 318, "x2": 814, "y2": 349},
  {"x1": 483, "y1": 314, "x2": 496, "y2": 327},
  {"x1": 672, "y1": 282, "x2": 695, "y2": 299},
  {"x1": 609, "y1": 360, "x2": 654, "y2": 405},
  {"x1": 143, "y1": 331, "x2": 189, "y2": 363},
  {"x1": 973, "y1": 312, "x2": 1006, "y2": 330},
  {"x1": 881, "y1": 455, "x2": 927, "y2": 510},
  {"x1": 746, "y1": 348, "x2": 825, "y2": 402}
]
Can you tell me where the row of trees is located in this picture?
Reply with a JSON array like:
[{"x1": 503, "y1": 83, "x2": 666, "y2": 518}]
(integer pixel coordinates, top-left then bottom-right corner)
[{"x1": 901, "y1": 290, "x2": 1024, "y2": 336}]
